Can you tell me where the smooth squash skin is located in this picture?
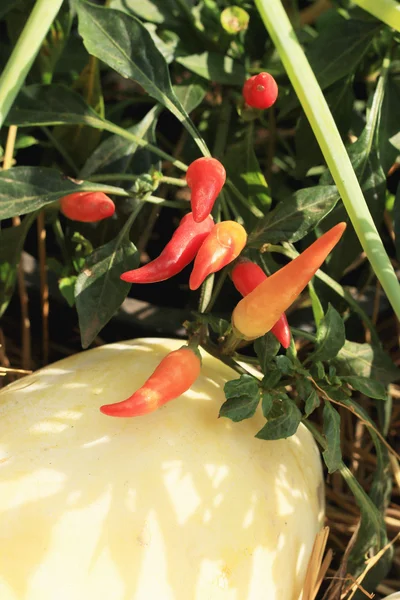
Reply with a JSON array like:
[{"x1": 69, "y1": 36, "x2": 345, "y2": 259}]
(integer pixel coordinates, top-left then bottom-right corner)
[{"x1": 0, "y1": 338, "x2": 325, "y2": 600}]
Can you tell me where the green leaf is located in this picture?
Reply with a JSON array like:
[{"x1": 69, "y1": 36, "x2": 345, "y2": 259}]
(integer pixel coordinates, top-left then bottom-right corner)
[
  {"x1": 254, "y1": 332, "x2": 280, "y2": 374},
  {"x1": 261, "y1": 391, "x2": 273, "y2": 417},
  {"x1": 224, "y1": 128, "x2": 271, "y2": 223},
  {"x1": 310, "y1": 304, "x2": 346, "y2": 363},
  {"x1": 7, "y1": 84, "x2": 105, "y2": 128},
  {"x1": 275, "y1": 355, "x2": 294, "y2": 375},
  {"x1": 0, "y1": 0, "x2": 25, "y2": 19},
  {"x1": 280, "y1": 12, "x2": 380, "y2": 115},
  {"x1": 75, "y1": 1, "x2": 206, "y2": 153},
  {"x1": 80, "y1": 105, "x2": 161, "y2": 179},
  {"x1": 379, "y1": 71, "x2": 400, "y2": 173},
  {"x1": 256, "y1": 395, "x2": 302, "y2": 440},
  {"x1": 341, "y1": 376, "x2": 387, "y2": 400},
  {"x1": 75, "y1": 232, "x2": 139, "y2": 348},
  {"x1": 296, "y1": 379, "x2": 321, "y2": 416},
  {"x1": 0, "y1": 167, "x2": 128, "y2": 220},
  {"x1": 261, "y1": 368, "x2": 282, "y2": 391},
  {"x1": 59, "y1": 276, "x2": 77, "y2": 307},
  {"x1": 54, "y1": 56, "x2": 105, "y2": 167},
  {"x1": 0, "y1": 213, "x2": 36, "y2": 317},
  {"x1": 322, "y1": 401, "x2": 342, "y2": 473},
  {"x1": 173, "y1": 80, "x2": 206, "y2": 113},
  {"x1": 248, "y1": 185, "x2": 339, "y2": 247},
  {"x1": 393, "y1": 182, "x2": 400, "y2": 261},
  {"x1": 220, "y1": 374, "x2": 261, "y2": 422},
  {"x1": 295, "y1": 77, "x2": 354, "y2": 176},
  {"x1": 333, "y1": 340, "x2": 400, "y2": 386},
  {"x1": 176, "y1": 52, "x2": 245, "y2": 85},
  {"x1": 109, "y1": 0, "x2": 179, "y2": 25}
]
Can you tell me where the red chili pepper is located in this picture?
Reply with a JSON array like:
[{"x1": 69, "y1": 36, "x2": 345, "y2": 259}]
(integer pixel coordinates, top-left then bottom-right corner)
[
  {"x1": 189, "y1": 221, "x2": 247, "y2": 291},
  {"x1": 121, "y1": 212, "x2": 214, "y2": 284},
  {"x1": 242, "y1": 72, "x2": 278, "y2": 110},
  {"x1": 186, "y1": 157, "x2": 226, "y2": 223},
  {"x1": 232, "y1": 223, "x2": 346, "y2": 340},
  {"x1": 100, "y1": 346, "x2": 201, "y2": 417},
  {"x1": 60, "y1": 191, "x2": 115, "y2": 222},
  {"x1": 231, "y1": 259, "x2": 291, "y2": 348}
]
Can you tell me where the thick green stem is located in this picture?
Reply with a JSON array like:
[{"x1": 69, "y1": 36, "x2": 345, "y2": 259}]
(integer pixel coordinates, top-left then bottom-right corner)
[
  {"x1": 353, "y1": 0, "x2": 400, "y2": 32},
  {"x1": 0, "y1": 0, "x2": 64, "y2": 129},
  {"x1": 255, "y1": 0, "x2": 400, "y2": 322}
]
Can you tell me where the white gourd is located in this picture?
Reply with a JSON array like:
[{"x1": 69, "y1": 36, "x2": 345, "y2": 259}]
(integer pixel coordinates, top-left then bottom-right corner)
[{"x1": 0, "y1": 338, "x2": 325, "y2": 600}]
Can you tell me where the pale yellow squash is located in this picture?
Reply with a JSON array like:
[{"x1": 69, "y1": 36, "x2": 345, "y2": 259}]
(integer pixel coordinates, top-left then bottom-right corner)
[{"x1": 0, "y1": 338, "x2": 325, "y2": 600}]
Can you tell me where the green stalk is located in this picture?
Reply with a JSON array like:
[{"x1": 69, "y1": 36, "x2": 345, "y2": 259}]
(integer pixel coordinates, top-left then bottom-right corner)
[
  {"x1": 255, "y1": 0, "x2": 400, "y2": 322},
  {"x1": 0, "y1": 0, "x2": 65, "y2": 129},
  {"x1": 353, "y1": 0, "x2": 400, "y2": 32}
]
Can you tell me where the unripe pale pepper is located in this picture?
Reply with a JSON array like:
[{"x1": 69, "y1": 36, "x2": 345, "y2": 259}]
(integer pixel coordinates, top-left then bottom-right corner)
[
  {"x1": 121, "y1": 213, "x2": 214, "y2": 284},
  {"x1": 186, "y1": 157, "x2": 226, "y2": 223},
  {"x1": 242, "y1": 72, "x2": 278, "y2": 110},
  {"x1": 189, "y1": 221, "x2": 247, "y2": 290},
  {"x1": 60, "y1": 191, "x2": 115, "y2": 222},
  {"x1": 232, "y1": 223, "x2": 346, "y2": 340},
  {"x1": 231, "y1": 259, "x2": 291, "y2": 348},
  {"x1": 100, "y1": 346, "x2": 201, "y2": 417}
]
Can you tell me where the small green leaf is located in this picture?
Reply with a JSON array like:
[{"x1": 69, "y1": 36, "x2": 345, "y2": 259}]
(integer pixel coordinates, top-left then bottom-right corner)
[
  {"x1": 296, "y1": 378, "x2": 321, "y2": 416},
  {"x1": 80, "y1": 105, "x2": 161, "y2": 179},
  {"x1": 176, "y1": 52, "x2": 245, "y2": 85},
  {"x1": 310, "y1": 305, "x2": 345, "y2": 363},
  {"x1": 333, "y1": 340, "x2": 400, "y2": 386},
  {"x1": 261, "y1": 368, "x2": 281, "y2": 390},
  {"x1": 248, "y1": 185, "x2": 339, "y2": 247},
  {"x1": 59, "y1": 276, "x2": 77, "y2": 307},
  {"x1": 261, "y1": 391, "x2": 273, "y2": 417},
  {"x1": 275, "y1": 355, "x2": 294, "y2": 375},
  {"x1": 256, "y1": 395, "x2": 301, "y2": 440},
  {"x1": 220, "y1": 374, "x2": 260, "y2": 422},
  {"x1": 322, "y1": 401, "x2": 342, "y2": 473},
  {"x1": 75, "y1": 233, "x2": 139, "y2": 348},
  {"x1": 341, "y1": 376, "x2": 387, "y2": 400},
  {"x1": 254, "y1": 332, "x2": 280, "y2": 374},
  {"x1": 173, "y1": 80, "x2": 206, "y2": 113}
]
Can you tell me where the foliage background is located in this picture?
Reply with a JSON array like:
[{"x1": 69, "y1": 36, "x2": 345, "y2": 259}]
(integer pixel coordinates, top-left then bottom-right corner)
[{"x1": 0, "y1": 0, "x2": 399, "y2": 597}]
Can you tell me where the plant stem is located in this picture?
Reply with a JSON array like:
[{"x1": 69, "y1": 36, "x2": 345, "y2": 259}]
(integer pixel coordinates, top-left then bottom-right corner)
[
  {"x1": 204, "y1": 268, "x2": 229, "y2": 313},
  {"x1": 146, "y1": 195, "x2": 187, "y2": 209},
  {"x1": 104, "y1": 120, "x2": 189, "y2": 172},
  {"x1": 353, "y1": 0, "x2": 400, "y2": 32},
  {"x1": 213, "y1": 97, "x2": 232, "y2": 160},
  {"x1": 0, "y1": 0, "x2": 64, "y2": 129},
  {"x1": 255, "y1": 0, "x2": 400, "y2": 322},
  {"x1": 291, "y1": 327, "x2": 316, "y2": 342}
]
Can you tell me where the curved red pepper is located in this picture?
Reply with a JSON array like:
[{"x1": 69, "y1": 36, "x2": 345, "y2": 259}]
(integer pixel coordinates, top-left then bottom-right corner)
[
  {"x1": 100, "y1": 346, "x2": 201, "y2": 417},
  {"x1": 121, "y1": 212, "x2": 214, "y2": 284},
  {"x1": 242, "y1": 72, "x2": 278, "y2": 110},
  {"x1": 60, "y1": 191, "x2": 115, "y2": 222},
  {"x1": 189, "y1": 221, "x2": 247, "y2": 290},
  {"x1": 231, "y1": 259, "x2": 291, "y2": 348},
  {"x1": 186, "y1": 157, "x2": 226, "y2": 223}
]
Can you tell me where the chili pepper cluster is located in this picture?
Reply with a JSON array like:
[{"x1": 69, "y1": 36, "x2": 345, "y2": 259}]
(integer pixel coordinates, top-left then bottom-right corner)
[{"x1": 58, "y1": 73, "x2": 346, "y2": 419}]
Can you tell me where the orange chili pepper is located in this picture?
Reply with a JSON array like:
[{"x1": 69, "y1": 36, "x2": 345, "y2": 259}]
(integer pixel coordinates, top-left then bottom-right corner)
[
  {"x1": 60, "y1": 191, "x2": 115, "y2": 222},
  {"x1": 232, "y1": 223, "x2": 346, "y2": 340},
  {"x1": 231, "y1": 259, "x2": 291, "y2": 348},
  {"x1": 100, "y1": 346, "x2": 201, "y2": 417},
  {"x1": 189, "y1": 221, "x2": 247, "y2": 290}
]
